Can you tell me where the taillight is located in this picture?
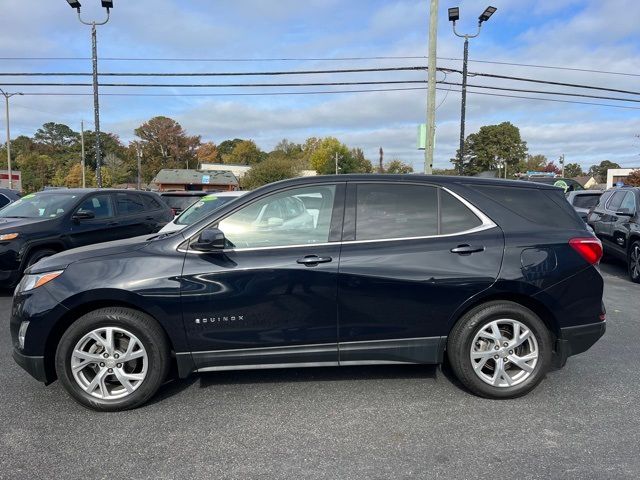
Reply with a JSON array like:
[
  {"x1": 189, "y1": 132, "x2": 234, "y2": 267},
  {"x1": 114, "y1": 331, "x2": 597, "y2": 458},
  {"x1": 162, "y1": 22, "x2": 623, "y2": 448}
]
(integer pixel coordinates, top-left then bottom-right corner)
[{"x1": 569, "y1": 237, "x2": 603, "y2": 265}]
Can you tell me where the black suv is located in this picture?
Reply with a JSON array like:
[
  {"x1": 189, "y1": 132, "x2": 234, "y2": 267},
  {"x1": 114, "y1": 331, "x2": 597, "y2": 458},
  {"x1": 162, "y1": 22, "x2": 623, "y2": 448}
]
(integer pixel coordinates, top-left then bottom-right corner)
[
  {"x1": 11, "y1": 176, "x2": 605, "y2": 411},
  {"x1": 0, "y1": 188, "x2": 21, "y2": 209},
  {"x1": 0, "y1": 189, "x2": 173, "y2": 287},
  {"x1": 588, "y1": 186, "x2": 640, "y2": 282}
]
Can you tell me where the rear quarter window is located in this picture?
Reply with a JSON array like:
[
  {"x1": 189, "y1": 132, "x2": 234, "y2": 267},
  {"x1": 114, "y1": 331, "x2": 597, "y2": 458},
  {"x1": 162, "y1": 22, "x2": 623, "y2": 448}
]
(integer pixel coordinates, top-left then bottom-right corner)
[
  {"x1": 572, "y1": 194, "x2": 601, "y2": 209},
  {"x1": 470, "y1": 185, "x2": 584, "y2": 229}
]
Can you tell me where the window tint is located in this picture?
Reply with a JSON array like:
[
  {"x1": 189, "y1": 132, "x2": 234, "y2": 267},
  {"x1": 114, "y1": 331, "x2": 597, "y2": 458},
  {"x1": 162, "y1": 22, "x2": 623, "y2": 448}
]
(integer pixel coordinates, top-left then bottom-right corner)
[
  {"x1": 115, "y1": 193, "x2": 145, "y2": 215},
  {"x1": 355, "y1": 184, "x2": 438, "y2": 240},
  {"x1": 606, "y1": 191, "x2": 626, "y2": 212},
  {"x1": 0, "y1": 194, "x2": 9, "y2": 208},
  {"x1": 620, "y1": 191, "x2": 636, "y2": 212},
  {"x1": 217, "y1": 185, "x2": 335, "y2": 249},
  {"x1": 77, "y1": 194, "x2": 113, "y2": 219},
  {"x1": 470, "y1": 185, "x2": 583, "y2": 229},
  {"x1": 162, "y1": 195, "x2": 201, "y2": 210},
  {"x1": 572, "y1": 194, "x2": 601, "y2": 209},
  {"x1": 440, "y1": 190, "x2": 482, "y2": 234},
  {"x1": 142, "y1": 194, "x2": 162, "y2": 210}
]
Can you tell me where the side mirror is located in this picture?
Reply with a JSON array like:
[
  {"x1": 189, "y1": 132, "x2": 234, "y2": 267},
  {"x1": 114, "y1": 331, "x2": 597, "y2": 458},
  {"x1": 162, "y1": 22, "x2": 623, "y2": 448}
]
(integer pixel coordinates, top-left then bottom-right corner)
[
  {"x1": 616, "y1": 208, "x2": 634, "y2": 217},
  {"x1": 72, "y1": 209, "x2": 95, "y2": 222},
  {"x1": 192, "y1": 227, "x2": 226, "y2": 251}
]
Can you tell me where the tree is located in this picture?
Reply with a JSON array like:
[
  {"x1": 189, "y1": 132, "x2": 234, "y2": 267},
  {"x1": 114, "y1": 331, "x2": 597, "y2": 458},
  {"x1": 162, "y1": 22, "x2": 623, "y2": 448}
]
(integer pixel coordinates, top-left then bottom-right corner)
[
  {"x1": 564, "y1": 163, "x2": 584, "y2": 178},
  {"x1": 588, "y1": 160, "x2": 621, "y2": 183},
  {"x1": 272, "y1": 139, "x2": 303, "y2": 159},
  {"x1": 384, "y1": 159, "x2": 413, "y2": 174},
  {"x1": 452, "y1": 122, "x2": 527, "y2": 176},
  {"x1": 517, "y1": 154, "x2": 547, "y2": 173},
  {"x1": 33, "y1": 122, "x2": 79, "y2": 150},
  {"x1": 222, "y1": 140, "x2": 265, "y2": 166},
  {"x1": 242, "y1": 156, "x2": 301, "y2": 189},
  {"x1": 543, "y1": 161, "x2": 562, "y2": 174},
  {"x1": 196, "y1": 142, "x2": 220, "y2": 164},
  {"x1": 626, "y1": 170, "x2": 640, "y2": 187},
  {"x1": 79, "y1": 131, "x2": 129, "y2": 169},
  {"x1": 217, "y1": 138, "x2": 245, "y2": 156},
  {"x1": 15, "y1": 153, "x2": 57, "y2": 192}
]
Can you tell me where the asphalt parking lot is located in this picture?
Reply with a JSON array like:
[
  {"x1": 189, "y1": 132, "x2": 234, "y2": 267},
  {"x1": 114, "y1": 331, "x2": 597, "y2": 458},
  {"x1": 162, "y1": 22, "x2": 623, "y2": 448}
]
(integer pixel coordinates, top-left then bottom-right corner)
[{"x1": 1, "y1": 259, "x2": 638, "y2": 480}]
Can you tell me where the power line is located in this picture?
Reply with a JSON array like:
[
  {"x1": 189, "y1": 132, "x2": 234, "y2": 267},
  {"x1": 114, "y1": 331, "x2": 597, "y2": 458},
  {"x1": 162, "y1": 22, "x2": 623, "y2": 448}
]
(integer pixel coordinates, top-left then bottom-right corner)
[{"x1": 0, "y1": 80, "x2": 426, "y2": 88}]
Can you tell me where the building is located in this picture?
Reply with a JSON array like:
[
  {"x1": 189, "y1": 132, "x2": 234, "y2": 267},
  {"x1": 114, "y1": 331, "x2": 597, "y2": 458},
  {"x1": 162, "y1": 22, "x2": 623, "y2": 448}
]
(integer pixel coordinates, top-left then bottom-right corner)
[
  {"x1": 151, "y1": 169, "x2": 238, "y2": 192},
  {"x1": 573, "y1": 175, "x2": 599, "y2": 190},
  {"x1": 201, "y1": 163, "x2": 317, "y2": 178},
  {"x1": 606, "y1": 168, "x2": 639, "y2": 189},
  {"x1": 0, "y1": 170, "x2": 21, "y2": 192}
]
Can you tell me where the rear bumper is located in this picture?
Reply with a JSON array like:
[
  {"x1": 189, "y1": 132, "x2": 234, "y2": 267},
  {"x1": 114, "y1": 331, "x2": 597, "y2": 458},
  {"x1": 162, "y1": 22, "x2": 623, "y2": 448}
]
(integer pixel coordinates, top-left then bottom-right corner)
[
  {"x1": 13, "y1": 349, "x2": 49, "y2": 383},
  {"x1": 554, "y1": 321, "x2": 606, "y2": 368}
]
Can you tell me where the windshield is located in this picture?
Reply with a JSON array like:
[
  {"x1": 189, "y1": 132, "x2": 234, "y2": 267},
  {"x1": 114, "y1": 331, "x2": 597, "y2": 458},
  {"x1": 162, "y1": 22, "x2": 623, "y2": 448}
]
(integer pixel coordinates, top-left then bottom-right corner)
[
  {"x1": 0, "y1": 192, "x2": 79, "y2": 219},
  {"x1": 175, "y1": 194, "x2": 235, "y2": 226},
  {"x1": 162, "y1": 195, "x2": 202, "y2": 210}
]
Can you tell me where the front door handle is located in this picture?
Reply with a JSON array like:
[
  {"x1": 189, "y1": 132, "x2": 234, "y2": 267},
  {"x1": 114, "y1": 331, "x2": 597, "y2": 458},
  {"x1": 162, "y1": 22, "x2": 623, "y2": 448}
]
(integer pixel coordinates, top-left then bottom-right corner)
[
  {"x1": 297, "y1": 255, "x2": 332, "y2": 266},
  {"x1": 450, "y1": 244, "x2": 485, "y2": 255}
]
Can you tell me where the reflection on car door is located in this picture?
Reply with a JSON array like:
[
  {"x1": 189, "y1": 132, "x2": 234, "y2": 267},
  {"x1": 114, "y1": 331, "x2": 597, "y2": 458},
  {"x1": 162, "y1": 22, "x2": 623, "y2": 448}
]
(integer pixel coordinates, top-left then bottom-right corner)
[
  {"x1": 180, "y1": 183, "x2": 345, "y2": 371},
  {"x1": 337, "y1": 182, "x2": 504, "y2": 365},
  {"x1": 113, "y1": 192, "x2": 150, "y2": 238},
  {"x1": 610, "y1": 191, "x2": 636, "y2": 257},
  {"x1": 66, "y1": 194, "x2": 118, "y2": 248}
]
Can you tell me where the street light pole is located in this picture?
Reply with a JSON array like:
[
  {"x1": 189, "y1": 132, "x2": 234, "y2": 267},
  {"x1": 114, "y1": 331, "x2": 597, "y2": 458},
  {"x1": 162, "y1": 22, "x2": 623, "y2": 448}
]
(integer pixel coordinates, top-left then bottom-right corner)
[
  {"x1": 1, "y1": 89, "x2": 23, "y2": 190},
  {"x1": 449, "y1": 6, "x2": 496, "y2": 175},
  {"x1": 80, "y1": 120, "x2": 86, "y2": 188},
  {"x1": 67, "y1": 1, "x2": 112, "y2": 188}
]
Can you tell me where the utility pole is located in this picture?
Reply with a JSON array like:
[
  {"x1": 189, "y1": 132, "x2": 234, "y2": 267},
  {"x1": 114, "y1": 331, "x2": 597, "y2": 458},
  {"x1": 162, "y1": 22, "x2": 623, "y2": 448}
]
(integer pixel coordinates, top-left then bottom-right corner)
[
  {"x1": 335, "y1": 152, "x2": 340, "y2": 175},
  {"x1": 80, "y1": 120, "x2": 86, "y2": 188},
  {"x1": 448, "y1": 6, "x2": 497, "y2": 175},
  {"x1": 68, "y1": 1, "x2": 113, "y2": 188},
  {"x1": 559, "y1": 154, "x2": 565, "y2": 177},
  {"x1": 1, "y1": 89, "x2": 22, "y2": 190},
  {"x1": 136, "y1": 144, "x2": 143, "y2": 190},
  {"x1": 379, "y1": 147, "x2": 384, "y2": 173},
  {"x1": 424, "y1": 0, "x2": 438, "y2": 175}
]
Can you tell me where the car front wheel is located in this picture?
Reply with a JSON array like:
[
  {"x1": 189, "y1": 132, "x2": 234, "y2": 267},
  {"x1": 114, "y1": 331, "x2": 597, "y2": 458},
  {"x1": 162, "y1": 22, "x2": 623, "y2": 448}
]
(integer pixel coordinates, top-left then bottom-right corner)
[
  {"x1": 55, "y1": 307, "x2": 170, "y2": 411},
  {"x1": 447, "y1": 301, "x2": 553, "y2": 399},
  {"x1": 628, "y1": 241, "x2": 640, "y2": 283}
]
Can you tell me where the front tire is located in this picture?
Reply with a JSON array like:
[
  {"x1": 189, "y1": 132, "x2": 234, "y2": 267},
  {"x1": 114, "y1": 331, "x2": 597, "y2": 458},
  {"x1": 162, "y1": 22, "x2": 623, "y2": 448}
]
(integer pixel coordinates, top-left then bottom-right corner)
[
  {"x1": 447, "y1": 301, "x2": 553, "y2": 399},
  {"x1": 628, "y1": 241, "x2": 640, "y2": 283},
  {"x1": 55, "y1": 307, "x2": 170, "y2": 411}
]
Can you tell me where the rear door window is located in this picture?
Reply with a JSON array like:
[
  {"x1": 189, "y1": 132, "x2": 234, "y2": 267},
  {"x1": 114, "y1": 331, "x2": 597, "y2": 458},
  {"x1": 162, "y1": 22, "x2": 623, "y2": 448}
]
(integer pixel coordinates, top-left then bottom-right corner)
[
  {"x1": 0, "y1": 194, "x2": 10, "y2": 209},
  {"x1": 355, "y1": 184, "x2": 438, "y2": 240},
  {"x1": 115, "y1": 193, "x2": 145, "y2": 215},
  {"x1": 142, "y1": 194, "x2": 163, "y2": 211},
  {"x1": 440, "y1": 190, "x2": 483, "y2": 234},
  {"x1": 572, "y1": 194, "x2": 601, "y2": 209},
  {"x1": 76, "y1": 194, "x2": 114, "y2": 219},
  {"x1": 620, "y1": 191, "x2": 636, "y2": 213},
  {"x1": 606, "y1": 191, "x2": 626, "y2": 212}
]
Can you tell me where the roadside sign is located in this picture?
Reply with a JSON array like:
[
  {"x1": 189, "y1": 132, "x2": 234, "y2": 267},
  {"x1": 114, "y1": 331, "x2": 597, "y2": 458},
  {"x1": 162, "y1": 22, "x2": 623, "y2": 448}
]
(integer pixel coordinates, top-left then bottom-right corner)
[
  {"x1": 202, "y1": 174, "x2": 210, "y2": 184},
  {"x1": 417, "y1": 124, "x2": 428, "y2": 150},
  {"x1": 0, "y1": 170, "x2": 22, "y2": 191}
]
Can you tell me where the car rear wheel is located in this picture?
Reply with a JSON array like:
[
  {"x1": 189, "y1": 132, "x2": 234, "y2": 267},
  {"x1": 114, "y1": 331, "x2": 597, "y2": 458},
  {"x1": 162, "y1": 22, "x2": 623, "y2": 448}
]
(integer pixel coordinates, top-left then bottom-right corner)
[
  {"x1": 628, "y1": 241, "x2": 640, "y2": 283},
  {"x1": 55, "y1": 307, "x2": 170, "y2": 411},
  {"x1": 447, "y1": 301, "x2": 553, "y2": 399}
]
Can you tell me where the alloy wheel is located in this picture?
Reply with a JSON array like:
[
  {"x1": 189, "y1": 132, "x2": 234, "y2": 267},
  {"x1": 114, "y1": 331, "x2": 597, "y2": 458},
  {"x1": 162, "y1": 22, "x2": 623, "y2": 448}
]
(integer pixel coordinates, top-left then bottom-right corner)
[
  {"x1": 630, "y1": 245, "x2": 640, "y2": 280},
  {"x1": 470, "y1": 319, "x2": 539, "y2": 387},
  {"x1": 70, "y1": 327, "x2": 148, "y2": 400}
]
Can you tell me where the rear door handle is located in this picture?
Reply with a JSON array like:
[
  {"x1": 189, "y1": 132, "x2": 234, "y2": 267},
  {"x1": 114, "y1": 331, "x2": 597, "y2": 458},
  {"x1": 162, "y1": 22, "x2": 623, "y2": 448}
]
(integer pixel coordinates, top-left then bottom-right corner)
[
  {"x1": 450, "y1": 244, "x2": 485, "y2": 255},
  {"x1": 297, "y1": 255, "x2": 332, "y2": 266}
]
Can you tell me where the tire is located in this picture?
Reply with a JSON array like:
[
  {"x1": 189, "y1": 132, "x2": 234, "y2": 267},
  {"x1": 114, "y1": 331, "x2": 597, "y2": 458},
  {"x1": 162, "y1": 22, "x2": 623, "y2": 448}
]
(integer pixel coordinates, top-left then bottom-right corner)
[
  {"x1": 26, "y1": 248, "x2": 58, "y2": 268},
  {"x1": 628, "y1": 241, "x2": 640, "y2": 283},
  {"x1": 447, "y1": 301, "x2": 553, "y2": 399},
  {"x1": 55, "y1": 307, "x2": 170, "y2": 411}
]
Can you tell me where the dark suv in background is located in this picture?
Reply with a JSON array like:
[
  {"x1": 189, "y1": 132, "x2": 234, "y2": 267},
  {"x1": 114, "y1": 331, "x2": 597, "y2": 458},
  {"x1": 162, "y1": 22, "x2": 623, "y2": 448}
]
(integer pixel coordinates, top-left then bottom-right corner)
[
  {"x1": 11, "y1": 176, "x2": 605, "y2": 411},
  {"x1": 588, "y1": 186, "x2": 640, "y2": 282},
  {"x1": 0, "y1": 189, "x2": 173, "y2": 287}
]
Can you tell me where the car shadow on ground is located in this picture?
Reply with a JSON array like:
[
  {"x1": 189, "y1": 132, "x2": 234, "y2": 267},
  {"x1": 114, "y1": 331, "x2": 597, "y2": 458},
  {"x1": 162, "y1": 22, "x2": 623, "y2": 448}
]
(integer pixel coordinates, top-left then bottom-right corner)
[{"x1": 599, "y1": 256, "x2": 631, "y2": 282}]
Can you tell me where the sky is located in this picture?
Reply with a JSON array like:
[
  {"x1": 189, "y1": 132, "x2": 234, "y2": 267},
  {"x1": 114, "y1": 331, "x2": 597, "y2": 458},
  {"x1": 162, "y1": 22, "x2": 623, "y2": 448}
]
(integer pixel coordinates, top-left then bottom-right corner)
[{"x1": 1, "y1": 0, "x2": 639, "y2": 172}]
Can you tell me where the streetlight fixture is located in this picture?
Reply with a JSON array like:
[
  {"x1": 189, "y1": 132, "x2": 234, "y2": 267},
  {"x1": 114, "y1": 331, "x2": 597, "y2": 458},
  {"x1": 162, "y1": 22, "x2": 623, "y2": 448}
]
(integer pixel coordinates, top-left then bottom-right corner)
[
  {"x1": 0, "y1": 89, "x2": 23, "y2": 190},
  {"x1": 448, "y1": 5, "x2": 497, "y2": 175},
  {"x1": 65, "y1": 0, "x2": 113, "y2": 188}
]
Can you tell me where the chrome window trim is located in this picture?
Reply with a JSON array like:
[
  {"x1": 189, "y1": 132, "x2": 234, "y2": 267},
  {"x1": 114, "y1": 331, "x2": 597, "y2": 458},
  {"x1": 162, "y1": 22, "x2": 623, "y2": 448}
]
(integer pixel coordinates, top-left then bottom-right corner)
[{"x1": 180, "y1": 185, "x2": 497, "y2": 254}]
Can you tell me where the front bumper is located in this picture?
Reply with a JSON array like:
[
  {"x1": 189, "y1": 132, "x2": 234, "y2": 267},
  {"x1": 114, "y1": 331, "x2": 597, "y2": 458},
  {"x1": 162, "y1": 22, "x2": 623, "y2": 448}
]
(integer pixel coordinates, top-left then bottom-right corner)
[
  {"x1": 554, "y1": 321, "x2": 606, "y2": 368},
  {"x1": 12, "y1": 349, "x2": 49, "y2": 383}
]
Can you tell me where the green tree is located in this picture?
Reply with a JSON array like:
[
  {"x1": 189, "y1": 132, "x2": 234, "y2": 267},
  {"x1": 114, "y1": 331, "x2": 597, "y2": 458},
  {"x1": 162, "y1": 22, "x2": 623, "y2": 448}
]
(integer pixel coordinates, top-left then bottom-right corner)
[
  {"x1": 272, "y1": 139, "x2": 303, "y2": 159},
  {"x1": 564, "y1": 163, "x2": 584, "y2": 178},
  {"x1": 78, "y1": 131, "x2": 129, "y2": 170},
  {"x1": 452, "y1": 122, "x2": 528, "y2": 176},
  {"x1": 588, "y1": 160, "x2": 621, "y2": 183},
  {"x1": 15, "y1": 153, "x2": 57, "y2": 193},
  {"x1": 217, "y1": 138, "x2": 245, "y2": 157},
  {"x1": 222, "y1": 140, "x2": 265, "y2": 166},
  {"x1": 33, "y1": 122, "x2": 79, "y2": 150},
  {"x1": 517, "y1": 154, "x2": 547, "y2": 173},
  {"x1": 242, "y1": 156, "x2": 301, "y2": 189},
  {"x1": 384, "y1": 159, "x2": 413, "y2": 174}
]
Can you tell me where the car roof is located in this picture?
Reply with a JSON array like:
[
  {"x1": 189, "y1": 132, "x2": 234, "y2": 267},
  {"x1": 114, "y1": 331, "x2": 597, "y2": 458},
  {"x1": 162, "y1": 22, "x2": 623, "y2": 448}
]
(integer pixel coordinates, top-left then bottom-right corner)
[
  {"x1": 35, "y1": 188, "x2": 153, "y2": 195},
  {"x1": 159, "y1": 191, "x2": 210, "y2": 196}
]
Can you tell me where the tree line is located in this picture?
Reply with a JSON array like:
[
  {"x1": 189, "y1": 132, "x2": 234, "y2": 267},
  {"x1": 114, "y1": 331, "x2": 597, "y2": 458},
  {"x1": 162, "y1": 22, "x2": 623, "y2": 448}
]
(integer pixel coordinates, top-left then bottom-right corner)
[{"x1": 0, "y1": 116, "x2": 413, "y2": 193}]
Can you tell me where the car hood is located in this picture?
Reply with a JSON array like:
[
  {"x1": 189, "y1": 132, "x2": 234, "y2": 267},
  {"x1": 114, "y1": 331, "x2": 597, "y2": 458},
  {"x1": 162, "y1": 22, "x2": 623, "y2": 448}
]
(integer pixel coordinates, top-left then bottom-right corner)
[
  {"x1": 0, "y1": 216, "x2": 53, "y2": 231},
  {"x1": 27, "y1": 234, "x2": 155, "y2": 274},
  {"x1": 159, "y1": 221, "x2": 185, "y2": 233}
]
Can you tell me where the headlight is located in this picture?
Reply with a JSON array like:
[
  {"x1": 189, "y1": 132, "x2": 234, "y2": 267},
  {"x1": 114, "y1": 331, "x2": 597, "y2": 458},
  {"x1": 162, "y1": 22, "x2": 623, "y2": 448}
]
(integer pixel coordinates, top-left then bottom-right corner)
[
  {"x1": 17, "y1": 270, "x2": 64, "y2": 293},
  {"x1": 18, "y1": 321, "x2": 29, "y2": 350},
  {"x1": 0, "y1": 232, "x2": 19, "y2": 241}
]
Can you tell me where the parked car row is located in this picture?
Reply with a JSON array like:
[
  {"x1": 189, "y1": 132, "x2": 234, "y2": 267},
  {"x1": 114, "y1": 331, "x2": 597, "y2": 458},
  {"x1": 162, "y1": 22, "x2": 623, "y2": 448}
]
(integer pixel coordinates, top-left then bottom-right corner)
[{"x1": 10, "y1": 175, "x2": 606, "y2": 411}]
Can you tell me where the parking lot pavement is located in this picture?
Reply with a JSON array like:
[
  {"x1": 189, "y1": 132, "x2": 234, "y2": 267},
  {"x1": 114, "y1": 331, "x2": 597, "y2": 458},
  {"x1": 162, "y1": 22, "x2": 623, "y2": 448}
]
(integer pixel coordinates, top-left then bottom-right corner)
[{"x1": 0, "y1": 259, "x2": 638, "y2": 480}]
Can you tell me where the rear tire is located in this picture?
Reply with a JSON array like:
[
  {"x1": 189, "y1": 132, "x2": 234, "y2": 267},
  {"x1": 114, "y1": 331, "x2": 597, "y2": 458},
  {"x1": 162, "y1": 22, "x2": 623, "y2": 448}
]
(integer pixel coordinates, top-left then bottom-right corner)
[
  {"x1": 628, "y1": 241, "x2": 640, "y2": 283},
  {"x1": 55, "y1": 307, "x2": 170, "y2": 411},
  {"x1": 447, "y1": 301, "x2": 553, "y2": 399}
]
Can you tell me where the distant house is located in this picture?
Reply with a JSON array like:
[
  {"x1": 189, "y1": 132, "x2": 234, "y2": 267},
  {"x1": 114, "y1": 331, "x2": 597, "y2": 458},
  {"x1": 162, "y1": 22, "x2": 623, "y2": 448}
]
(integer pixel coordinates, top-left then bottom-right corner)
[
  {"x1": 606, "y1": 168, "x2": 639, "y2": 189},
  {"x1": 151, "y1": 169, "x2": 238, "y2": 192},
  {"x1": 201, "y1": 162, "x2": 317, "y2": 178},
  {"x1": 573, "y1": 176, "x2": 599, "y2": 189}
]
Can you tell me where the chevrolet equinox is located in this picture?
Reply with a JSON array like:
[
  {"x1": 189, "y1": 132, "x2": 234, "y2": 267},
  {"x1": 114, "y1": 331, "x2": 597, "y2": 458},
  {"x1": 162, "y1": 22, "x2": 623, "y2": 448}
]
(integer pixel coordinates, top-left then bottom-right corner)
[{"x1": 11, "y1": 175, "x2": 606, "y2": 411}]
